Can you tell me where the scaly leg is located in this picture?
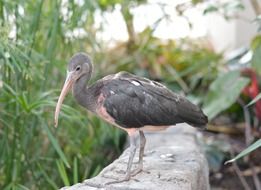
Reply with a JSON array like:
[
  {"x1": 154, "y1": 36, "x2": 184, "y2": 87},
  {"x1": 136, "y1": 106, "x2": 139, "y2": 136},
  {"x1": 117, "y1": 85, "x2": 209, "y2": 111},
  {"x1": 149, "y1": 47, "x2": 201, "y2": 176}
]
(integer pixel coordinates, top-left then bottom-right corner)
[
  {"x1": 106, "y1": 130, "x2": 138, "y2": 185},
  {"x1": 131, "y1": 130, "x2": 146, "y2": 176}
]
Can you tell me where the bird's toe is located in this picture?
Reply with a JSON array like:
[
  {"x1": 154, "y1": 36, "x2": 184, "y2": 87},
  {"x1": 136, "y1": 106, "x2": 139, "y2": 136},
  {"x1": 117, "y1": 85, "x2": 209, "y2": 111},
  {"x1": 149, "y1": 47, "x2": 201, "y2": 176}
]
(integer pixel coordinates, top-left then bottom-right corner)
[{"x1": 105, "y1": 173, "x2": 131, "y2": 185}]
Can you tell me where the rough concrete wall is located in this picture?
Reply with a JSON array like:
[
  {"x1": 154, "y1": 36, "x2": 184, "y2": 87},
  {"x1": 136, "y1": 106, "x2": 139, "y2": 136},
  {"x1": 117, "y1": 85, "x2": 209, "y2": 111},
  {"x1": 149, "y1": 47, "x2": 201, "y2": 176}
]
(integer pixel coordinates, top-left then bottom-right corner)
[{"x1": 60, "y1": 124, "x2": 210, "y2": 190}]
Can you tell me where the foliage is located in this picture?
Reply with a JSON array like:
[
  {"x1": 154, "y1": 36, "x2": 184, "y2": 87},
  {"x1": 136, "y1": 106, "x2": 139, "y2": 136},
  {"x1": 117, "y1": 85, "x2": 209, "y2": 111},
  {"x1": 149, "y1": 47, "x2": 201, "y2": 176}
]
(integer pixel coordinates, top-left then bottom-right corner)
[
  {"x1": 202, "y1": 0, "x2": 244, "y2": 19},
  {"x1": 246, "y1": 93, "x2": 261, "y2": 107},
  {"x1": 200, "y1": 1, "x2": 261, "y2": 189},
  {"x1": 225, "y1": 139, "x2": 261, "y2": 164},
  {"x1": 101, "y1": 33, "x2": 222, "y2": 94},
  {"x1": 0, "y1": 0, "x2": 260, "y2": 189},
  {"x1": 0, "y1": 1, "x2": 126, "y2": 189},
  {"x1": 203, "y1": 70, "x2": 249, "y2": 120},
  {"x1": 251, "y1": 40, "x2": 261, "y2": 75}
]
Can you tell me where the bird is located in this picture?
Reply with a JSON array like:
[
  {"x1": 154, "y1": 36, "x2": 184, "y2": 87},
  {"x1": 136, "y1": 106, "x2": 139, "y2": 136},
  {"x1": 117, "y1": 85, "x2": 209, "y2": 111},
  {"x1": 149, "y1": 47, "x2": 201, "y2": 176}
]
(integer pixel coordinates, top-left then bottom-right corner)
[{"x1": 54, "y1": 52, "x2": 208, "y2": 184}]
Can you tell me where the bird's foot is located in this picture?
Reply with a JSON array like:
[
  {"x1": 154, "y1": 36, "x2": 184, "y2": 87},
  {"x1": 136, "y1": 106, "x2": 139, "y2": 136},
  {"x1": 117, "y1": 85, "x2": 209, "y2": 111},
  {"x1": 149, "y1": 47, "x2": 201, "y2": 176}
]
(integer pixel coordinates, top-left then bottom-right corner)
[
  {"x1": 103, "y1": 166, "x2": 149, "y2": 176},
  {"x1": 102, "y1": 167, "x2": 149, "y2": 183},
  {"x1": 130, "y1": 166, "x2": 143, "y2": 176},
  {"x1": 105, "y1": 173, "x2": 132, "y2": 185},
  {"x1": 131, "y1": 165, "x2": 150, "y2": 176}
]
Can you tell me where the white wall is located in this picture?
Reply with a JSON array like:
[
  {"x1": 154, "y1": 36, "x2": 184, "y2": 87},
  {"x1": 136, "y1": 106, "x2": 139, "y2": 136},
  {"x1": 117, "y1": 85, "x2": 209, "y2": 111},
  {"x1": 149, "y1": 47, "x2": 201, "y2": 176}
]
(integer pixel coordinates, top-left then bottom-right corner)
[{"x1": 206, "y1": 0, "x2": 258, "y2": 55}]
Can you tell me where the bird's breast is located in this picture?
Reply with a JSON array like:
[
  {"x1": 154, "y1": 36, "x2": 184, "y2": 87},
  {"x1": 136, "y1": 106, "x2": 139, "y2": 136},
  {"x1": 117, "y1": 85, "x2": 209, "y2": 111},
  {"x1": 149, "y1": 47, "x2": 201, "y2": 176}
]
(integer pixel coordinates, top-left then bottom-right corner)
[{"x1": 96, "y1": 93, "x2": 115, "y2": 124}]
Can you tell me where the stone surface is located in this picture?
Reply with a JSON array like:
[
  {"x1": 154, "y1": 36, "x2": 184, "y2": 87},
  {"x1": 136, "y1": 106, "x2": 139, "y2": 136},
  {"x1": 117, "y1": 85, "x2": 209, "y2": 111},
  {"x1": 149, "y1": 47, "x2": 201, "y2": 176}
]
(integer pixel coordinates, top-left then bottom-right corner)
[{"x1": 60, "y1": 124, "x2": 210, "y2": 190}]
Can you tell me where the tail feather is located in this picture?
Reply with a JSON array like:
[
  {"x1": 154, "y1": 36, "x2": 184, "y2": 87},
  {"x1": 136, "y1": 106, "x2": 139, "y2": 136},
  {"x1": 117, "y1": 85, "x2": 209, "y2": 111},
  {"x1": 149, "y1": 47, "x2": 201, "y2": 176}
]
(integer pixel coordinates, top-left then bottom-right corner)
[{"x1": 177, "y1": 99, "x2": 208, "y2": 128}]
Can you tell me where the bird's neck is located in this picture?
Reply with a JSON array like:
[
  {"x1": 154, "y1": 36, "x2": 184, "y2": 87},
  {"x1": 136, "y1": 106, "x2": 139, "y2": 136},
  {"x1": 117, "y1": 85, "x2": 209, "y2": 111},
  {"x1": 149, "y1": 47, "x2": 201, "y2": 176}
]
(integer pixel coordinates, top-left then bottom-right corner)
[{"x1": 73, "y1": 73, "x2": 96, "y2": 112}]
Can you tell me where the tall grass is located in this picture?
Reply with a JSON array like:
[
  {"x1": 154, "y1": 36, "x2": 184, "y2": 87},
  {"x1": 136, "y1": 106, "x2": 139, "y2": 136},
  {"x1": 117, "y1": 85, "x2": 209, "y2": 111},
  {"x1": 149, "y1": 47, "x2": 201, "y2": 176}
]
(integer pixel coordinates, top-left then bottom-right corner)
[{"x1": 0, "y1": 1, "x2": 125, "y2": 189}]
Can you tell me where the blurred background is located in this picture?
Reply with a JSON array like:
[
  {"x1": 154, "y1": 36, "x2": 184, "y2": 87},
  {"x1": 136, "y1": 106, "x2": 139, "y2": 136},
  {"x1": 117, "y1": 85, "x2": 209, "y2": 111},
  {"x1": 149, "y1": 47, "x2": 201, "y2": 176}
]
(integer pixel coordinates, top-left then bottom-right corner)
[{"x1": 0, "y1": 0, "x2": 260, "y2": 189}]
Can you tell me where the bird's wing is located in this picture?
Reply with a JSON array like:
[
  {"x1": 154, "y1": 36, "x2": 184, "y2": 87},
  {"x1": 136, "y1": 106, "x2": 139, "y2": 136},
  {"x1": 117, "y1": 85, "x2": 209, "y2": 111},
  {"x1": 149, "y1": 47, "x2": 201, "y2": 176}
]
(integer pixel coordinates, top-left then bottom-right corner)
[{"x1": 102, "y1": 72, "x2": 207, "y2": 129}]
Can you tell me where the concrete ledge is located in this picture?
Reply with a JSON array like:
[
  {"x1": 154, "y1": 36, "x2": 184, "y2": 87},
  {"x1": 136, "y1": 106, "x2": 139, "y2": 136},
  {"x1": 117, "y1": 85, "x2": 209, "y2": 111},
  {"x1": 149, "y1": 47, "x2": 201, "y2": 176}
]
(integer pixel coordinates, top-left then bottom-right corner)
[{"x1": 61, "y1": 124, "x2": 210, "y2": 190}]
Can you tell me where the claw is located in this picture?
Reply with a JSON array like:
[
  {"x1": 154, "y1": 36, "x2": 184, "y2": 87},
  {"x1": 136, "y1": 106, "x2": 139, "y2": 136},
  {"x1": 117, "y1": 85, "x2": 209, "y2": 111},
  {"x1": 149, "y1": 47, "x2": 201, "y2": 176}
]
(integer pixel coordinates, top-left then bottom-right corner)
[
  {"x1": 105, "y1": 173, "x2": 131, "y2": 185},
  {"x1": 130, "y1": 167, "x2": 143, "y2": 176}
]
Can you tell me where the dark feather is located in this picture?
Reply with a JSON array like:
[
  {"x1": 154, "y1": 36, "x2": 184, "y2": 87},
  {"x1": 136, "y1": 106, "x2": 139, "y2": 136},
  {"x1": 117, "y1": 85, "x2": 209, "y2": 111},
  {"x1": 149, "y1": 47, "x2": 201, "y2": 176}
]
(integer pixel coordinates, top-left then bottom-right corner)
[{"x1": 99, "y1": 72, "x2": 208, "y2": 129}]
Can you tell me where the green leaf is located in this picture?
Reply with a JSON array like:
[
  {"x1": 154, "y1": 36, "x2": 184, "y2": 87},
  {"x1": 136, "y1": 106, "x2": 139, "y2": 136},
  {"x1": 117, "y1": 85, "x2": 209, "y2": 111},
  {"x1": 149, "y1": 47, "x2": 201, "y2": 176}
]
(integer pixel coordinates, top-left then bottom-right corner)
[
  {"x1": 203, "y1": 5, "x2": 218, "y2": 15},
  {"x1": 41, "y1": 123, "x2": 70, "y2": 168},
  {"x1": 225, "y1": 139, "x2": 261, "y2": 164},
  {"x1": 56, "y1": 160, "x2": 70, "y2": 186},
  {"x1": 192, "y1": 0, "x2": 203, "y2": 5},
  {"x1": 251, "y1": 35, "x2": 261, "y2": 50},
  {"x1": 246, "y1": 93, "x2": 261, "y2": 107},
  {"x1": 37, "y1": 163, "x2": 58, "y2": 189},
  {"x1": 16, "y1": 184, "x2": 31, "y2": 190},
  {"x1": 203, "y1": 70, "x2": 249, "y2": 120},
  {"x1": 73, "y1": 157, "x2": 78, "y2": 184},
  {"x1": 252, "y1": 44, "x2": 261, "y2": 75},
  {"x1": 224, "y1": 1, "x2": 244, "y2": 11}
]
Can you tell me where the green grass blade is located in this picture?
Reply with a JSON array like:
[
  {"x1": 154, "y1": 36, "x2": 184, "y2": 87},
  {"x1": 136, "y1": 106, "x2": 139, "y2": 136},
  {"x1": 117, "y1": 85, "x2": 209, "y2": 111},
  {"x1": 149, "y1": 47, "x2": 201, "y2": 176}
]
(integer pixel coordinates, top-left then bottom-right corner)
[
  {"x1": 41, "y1": 122, "x2": 70, "y2": 168},
  {"x1": 225, "y1": 139, "x2": 261, "y2": 164},
  {"x1": 56, "y1": 160, "x2": 70, "y2": 186},
  {"x1": 16, "y1": 184, "x2": 31, "y2": 190},
  {"x1": 90, "y1": 165, "x2": 102, "y2": 178},
  {"x1": 37, "y1": 163, "x2": 58, "y2": 190},
  {"x1": 246, "y1": 93, "x2": 261, "y2": 107},
  {"x1": 73, "y1": 157, "x2": 78, "y2": 184}
]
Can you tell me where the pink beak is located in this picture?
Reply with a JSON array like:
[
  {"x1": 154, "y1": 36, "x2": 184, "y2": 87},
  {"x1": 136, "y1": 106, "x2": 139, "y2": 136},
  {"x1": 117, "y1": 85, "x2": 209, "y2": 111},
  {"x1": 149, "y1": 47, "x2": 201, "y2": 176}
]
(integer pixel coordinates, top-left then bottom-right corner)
[{"x1": 54, "y1": 71, "x2": 74, "y2": 127}]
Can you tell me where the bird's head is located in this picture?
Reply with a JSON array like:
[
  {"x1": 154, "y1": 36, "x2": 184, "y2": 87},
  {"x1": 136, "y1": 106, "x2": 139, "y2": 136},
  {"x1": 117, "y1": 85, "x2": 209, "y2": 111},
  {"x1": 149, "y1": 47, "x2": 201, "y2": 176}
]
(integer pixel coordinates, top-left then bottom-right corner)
[{"x1": 54, "y1": 52, "x2": 92, "y2": 127}]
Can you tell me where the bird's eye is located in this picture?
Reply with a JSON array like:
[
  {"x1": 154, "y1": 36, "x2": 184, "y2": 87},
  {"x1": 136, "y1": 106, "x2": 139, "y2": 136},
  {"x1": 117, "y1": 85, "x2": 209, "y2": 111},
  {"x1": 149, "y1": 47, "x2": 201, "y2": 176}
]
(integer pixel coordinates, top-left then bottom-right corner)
[{"x1": 76, "y1": 66, "x2": 81, "y2": 71}]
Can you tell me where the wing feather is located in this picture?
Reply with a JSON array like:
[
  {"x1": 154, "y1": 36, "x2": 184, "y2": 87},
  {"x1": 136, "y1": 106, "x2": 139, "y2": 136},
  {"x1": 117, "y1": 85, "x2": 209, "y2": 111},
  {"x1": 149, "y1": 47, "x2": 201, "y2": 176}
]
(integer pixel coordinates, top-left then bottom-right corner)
[{"x1": 101, "y1": 72, "x2": 207, "y2": 128}]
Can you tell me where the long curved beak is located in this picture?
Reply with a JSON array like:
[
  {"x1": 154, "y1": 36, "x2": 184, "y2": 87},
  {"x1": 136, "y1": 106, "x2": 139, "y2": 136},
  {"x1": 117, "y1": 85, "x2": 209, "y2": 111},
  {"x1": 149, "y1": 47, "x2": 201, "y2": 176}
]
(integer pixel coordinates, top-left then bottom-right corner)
[{"x1": 54, "y1": 71, "x2": 74, "y2": 127}]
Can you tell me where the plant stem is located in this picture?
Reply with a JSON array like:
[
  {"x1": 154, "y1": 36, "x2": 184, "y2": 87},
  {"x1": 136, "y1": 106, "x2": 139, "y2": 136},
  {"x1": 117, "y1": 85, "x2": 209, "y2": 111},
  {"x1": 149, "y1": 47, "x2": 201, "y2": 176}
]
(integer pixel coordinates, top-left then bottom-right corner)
[
  {"x1": 232, "y1": 162, "x2": 251, "y2": 190},
  {"x1": 0, "y1": 0, "x2": 4, "y2": 25},
  {"x1": 237, "y1": 98, "x2": 253, "y2": 146},
  {"x1": 28, "y1": 0, "x2": 44, "y2": 58},
  {"x1": 238, "y1": 98, "x2": 260, "y2": 190},
  {"x1": 250, "y1": 0, "x2": 261, "y2": 16},
  {"x1": 250, "y1": 162, "x2": 261, "y2": 190},
  {"x1": 121, "y1": 5, "x2": 135, "y2": 51}
]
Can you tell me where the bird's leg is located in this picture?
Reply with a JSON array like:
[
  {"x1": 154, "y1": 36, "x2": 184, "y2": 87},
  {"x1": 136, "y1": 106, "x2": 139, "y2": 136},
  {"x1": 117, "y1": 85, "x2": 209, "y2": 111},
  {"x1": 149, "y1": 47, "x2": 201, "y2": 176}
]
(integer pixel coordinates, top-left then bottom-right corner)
[
  {"x1": 106, "y1": 130, "x2": 138, "y2": 185},
  {"x1": 131, "y1": 130, "x2": 146, "y2": 176}
]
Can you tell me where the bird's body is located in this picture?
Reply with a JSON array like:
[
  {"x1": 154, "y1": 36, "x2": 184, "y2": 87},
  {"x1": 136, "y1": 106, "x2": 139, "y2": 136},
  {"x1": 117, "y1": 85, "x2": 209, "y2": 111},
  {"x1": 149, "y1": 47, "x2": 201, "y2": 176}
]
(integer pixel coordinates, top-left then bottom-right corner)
[
  {"x1": 75, "y1": 71, "x2": 207, "y2": 132},
  {"x1": 55, "y1": 53, "x2": 208, "y2": 185}
]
